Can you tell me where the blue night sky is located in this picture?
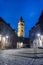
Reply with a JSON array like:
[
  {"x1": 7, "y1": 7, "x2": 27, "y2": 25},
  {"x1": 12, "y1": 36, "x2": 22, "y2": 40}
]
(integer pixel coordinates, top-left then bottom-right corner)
[{"x1": 0, "y1": 0, "x2": 43, "y2": 37}]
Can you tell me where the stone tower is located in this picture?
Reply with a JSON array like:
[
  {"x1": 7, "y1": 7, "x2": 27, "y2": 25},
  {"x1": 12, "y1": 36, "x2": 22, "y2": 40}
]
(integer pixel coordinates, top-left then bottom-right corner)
[{"x1": 18, "y1": 16, "x2": 24, "y2": 37}]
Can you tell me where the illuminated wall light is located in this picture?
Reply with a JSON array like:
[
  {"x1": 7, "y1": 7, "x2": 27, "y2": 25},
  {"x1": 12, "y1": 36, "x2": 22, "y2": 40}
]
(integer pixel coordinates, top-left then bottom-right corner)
[
  {"x1": 37, "y1": 33, "x2": 40, "y2": 37},
  {"x1": 6, "y1": 35, "x2": 9, "y2": 38}
]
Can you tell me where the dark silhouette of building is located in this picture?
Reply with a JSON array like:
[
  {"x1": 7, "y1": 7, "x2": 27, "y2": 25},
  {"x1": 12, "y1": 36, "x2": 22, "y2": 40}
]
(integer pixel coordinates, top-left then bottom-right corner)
[
  {"x1": 17, "y1": 37, "x2": 30, "y2": 48},
  {"x1": 23, "y1": 38, "x2": 30, "y2": 48}
]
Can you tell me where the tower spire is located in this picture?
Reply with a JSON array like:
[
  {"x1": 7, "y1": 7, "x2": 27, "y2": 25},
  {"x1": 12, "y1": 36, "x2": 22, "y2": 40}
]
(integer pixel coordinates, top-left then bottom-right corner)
[{"x1": 19, "y1": 16, "x2": 24, "y2": 22}]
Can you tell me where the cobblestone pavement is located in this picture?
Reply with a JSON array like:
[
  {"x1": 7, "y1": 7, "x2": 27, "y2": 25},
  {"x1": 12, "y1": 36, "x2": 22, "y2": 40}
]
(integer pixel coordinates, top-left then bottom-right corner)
[
  {"x1": 0, "y1": 49, "x2": 43, "y2": 65},
  {"x1": 0, "y1": 53, "x2": 43, "y2": 65}
]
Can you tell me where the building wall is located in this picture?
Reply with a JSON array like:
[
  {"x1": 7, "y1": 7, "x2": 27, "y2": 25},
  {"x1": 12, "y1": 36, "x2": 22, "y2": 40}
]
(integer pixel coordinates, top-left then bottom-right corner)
[
  {"x1": 0, "y1": 18, "x2": 17, "y2": 49},
  {"x1": 29, "y1": 24, "x2": 41, "y2": 48}
]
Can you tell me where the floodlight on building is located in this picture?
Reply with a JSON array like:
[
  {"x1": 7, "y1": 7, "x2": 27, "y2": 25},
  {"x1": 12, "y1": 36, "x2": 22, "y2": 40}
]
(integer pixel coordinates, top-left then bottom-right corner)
[
  {"x1": 37, "y1": 33, "x2": 40, "y2": 37},
  {"x1": 6, "y1": 35, "x2": 9, "y2": 38}
]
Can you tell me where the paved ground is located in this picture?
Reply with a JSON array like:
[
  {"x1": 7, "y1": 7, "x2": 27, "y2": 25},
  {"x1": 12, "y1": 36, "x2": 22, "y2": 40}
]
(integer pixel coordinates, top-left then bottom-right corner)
[
  {"x1": 0, "y1": 48, "x2": 43, "y2": 65},
  {"x1": 0, "y1": 53, "x2": 43, "y2": 65}
]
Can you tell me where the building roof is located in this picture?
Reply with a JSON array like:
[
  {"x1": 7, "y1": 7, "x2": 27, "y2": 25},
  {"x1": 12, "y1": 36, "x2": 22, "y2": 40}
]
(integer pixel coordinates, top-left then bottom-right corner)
[
  {"x1": 0, "y1": 17, "x2": 5, "y2": 22},
  {"x1": 0, "y1": 17, "x2": 10, "y2": 26},
  {"x1": 36, "y1": 11, "x2": 43, "y2": 25},
  {"x1": 0, "y1": 17, "x2": 17, "y2": 35}
]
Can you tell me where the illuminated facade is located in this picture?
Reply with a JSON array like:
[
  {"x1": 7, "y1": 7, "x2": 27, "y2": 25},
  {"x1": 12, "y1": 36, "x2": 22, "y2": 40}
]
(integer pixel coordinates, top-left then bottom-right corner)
[
  {"x1": 18, "y1": 16, "x2": 24, "y2": 37},
  {"x1": 29, "y1": 11, "x2": 43, "y2": 48}
]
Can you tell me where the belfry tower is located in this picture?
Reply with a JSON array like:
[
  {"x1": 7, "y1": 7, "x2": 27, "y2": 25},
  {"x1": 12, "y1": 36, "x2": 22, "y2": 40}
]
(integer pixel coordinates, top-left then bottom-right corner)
[{"x1": 18, "y1": 16, "x2": 24, "y2": 37}]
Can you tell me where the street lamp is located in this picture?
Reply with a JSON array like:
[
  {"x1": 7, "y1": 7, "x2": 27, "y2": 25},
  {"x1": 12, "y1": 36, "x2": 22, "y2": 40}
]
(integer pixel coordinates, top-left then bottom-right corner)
[{"x1": 37, "y1": 33, "x2": 40, "y2": 37}]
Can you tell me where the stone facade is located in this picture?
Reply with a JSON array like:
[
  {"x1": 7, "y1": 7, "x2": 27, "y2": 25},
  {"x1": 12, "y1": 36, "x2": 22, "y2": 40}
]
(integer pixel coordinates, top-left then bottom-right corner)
[
  {"x1": 0, "y1": 17, "x2": 17, "y2": 49},
  {"x1": 29, "y1": 11, "x2": 43, "y2": 48}
]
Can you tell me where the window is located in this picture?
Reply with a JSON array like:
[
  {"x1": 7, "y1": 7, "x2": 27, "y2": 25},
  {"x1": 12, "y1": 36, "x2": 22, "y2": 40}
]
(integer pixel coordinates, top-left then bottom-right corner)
[
  {"x1": 21, "y1": 23, "x2": 24, "y2": 26},
  {"x1": 21, "y1": 30, "x2": 23, "y2": 32}
]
